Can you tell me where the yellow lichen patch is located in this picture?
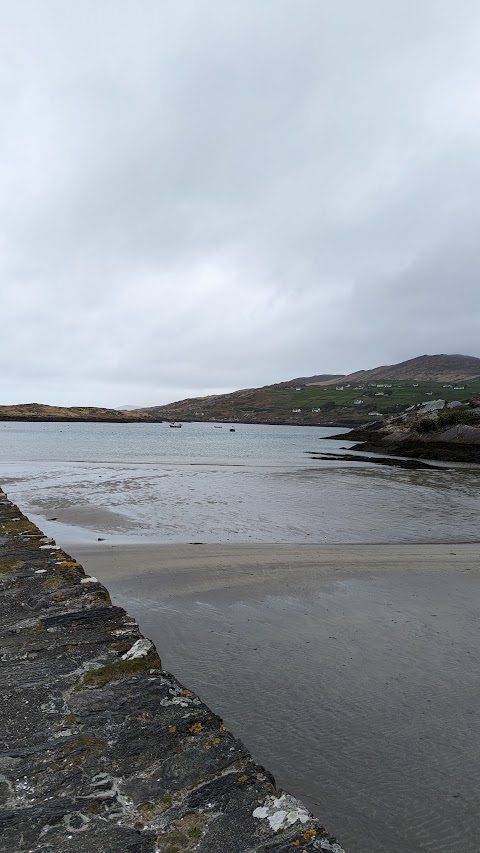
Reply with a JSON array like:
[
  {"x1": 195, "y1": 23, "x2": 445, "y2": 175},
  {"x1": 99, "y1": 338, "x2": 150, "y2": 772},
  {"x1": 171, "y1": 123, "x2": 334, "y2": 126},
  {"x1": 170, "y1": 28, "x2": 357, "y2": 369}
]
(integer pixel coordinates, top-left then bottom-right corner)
[
  {"x1": 188, "y1": 722, "x2": 202, "y2": 734},
  {"x1": 139, "y1": 794, "x2": 175, "y2": 820},
  {"x1": 88, "y1": 591, "x2": 112, "y2": 606},
  {"x1": 55, "y1": 560, "x2": 80, "y2": 571},
  {"x1": 45, "y1": 571, "x2": 78, "y2": 590},
  {"x1": 76, "y1": 656, "x2": 160, "y2": 690},
  {"x1": 110, "y1": 640, "x2": 132, "y2": 654},
  {"x1": 0, "y1": 559, "x2": 24, "y2": 573},
  {"x1": 204, "y1": 743, "x2": 212, "y2": 750},
  {"x1": 158, "y1": 813, "x2": 208, "y2": 853},
  {"x1": 52, "y1": 593, "x2": 65, "y2": 601},
  {"x1": 168, "y1": 725, "x2": 177, "y2": 734},
  {"x1": 212, "y1": 737, "x2": 221, "y2": 745},
  {"x1": 182, "y1": 689, "x2": 191, "y2": 695},
  {"x1": 303, "y1": 830, "x2": 317, "y2": 839},
  {"x1": 64, "y1": 736, "x2": 103, "y2": 766},
  {"x1": 0, "y1": 518, "x2": 40, "y2": 536},
  {"x1": 292, "y1": 841, "x2": 300, "y2": 847},
  {"x1": 44, "y1": 575, "x2": 65, "y2": 590},
  {"x1": 237, "y1": 774, "x2": 249, "y2": 783}
]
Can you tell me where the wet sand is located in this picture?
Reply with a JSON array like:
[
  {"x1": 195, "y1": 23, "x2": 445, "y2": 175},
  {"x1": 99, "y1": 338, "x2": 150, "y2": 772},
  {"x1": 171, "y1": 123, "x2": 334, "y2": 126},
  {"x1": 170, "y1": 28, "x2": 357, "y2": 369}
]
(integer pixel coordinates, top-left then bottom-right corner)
[{"x1": 72, "y1": 542, "x2": 480, "y2": 853}]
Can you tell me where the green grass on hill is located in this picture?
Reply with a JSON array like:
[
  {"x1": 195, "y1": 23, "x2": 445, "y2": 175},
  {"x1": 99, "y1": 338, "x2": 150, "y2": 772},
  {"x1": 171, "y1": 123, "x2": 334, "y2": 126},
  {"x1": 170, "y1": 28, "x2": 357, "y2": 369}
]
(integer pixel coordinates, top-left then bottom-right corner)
[
  {"x1": 149, "y1": 380, "x2": 480, "y2": 425},
  {"x1": 226, "y1": 382, "x2": 480, "y2": 424}
]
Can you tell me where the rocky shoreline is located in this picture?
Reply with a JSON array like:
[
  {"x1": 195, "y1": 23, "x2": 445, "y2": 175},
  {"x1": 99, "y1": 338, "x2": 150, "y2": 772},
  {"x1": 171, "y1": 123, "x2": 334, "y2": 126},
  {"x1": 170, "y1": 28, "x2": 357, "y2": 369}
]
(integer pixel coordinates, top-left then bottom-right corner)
[
  {"x1": 330, "y1": 402, "x2": 480, "y2": 464},
  {"x1": 0, "y1": 489, "x2": 344, "y2": 853}
]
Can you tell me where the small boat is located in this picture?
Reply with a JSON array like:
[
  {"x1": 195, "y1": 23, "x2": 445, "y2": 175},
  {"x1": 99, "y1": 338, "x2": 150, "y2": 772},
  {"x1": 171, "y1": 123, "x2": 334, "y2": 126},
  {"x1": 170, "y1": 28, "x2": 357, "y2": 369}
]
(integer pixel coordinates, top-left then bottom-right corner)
[
  {"x1": 229, "y1": 427, "x2": 235, "y2": 432},
  {"x1": 169, "y1": 422, "x2": 182, "y2": 428},
  {"x1": 214, "y1": 425, "x2": 223, "y2": 429}
]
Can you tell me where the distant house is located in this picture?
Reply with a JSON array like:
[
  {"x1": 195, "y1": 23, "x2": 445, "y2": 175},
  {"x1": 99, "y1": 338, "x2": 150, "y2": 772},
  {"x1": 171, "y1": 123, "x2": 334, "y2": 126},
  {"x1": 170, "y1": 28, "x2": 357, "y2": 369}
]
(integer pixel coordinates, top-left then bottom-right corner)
[
  {"x1": 443, "y1": 384, "x2": 452, "y2": 388},
  {"x1": 311, "y1": 408, "x2": 321, "y2": 413},
  {"x1": 353, "y1": 399, "x2": 364, "y2": 405},
  {"x1": 295, "y1": 386, "x2": 302, "y2": 391},
  {"x1": 368, "y1": 411, "x2": 383, "y2": 416},
  {"x1": 376, "y1": 383, "x2": 385, "y2": 388},
  {"x1": 374, "y1": 392, "x2": 384, "y2": 396},
  {"x1": 292, "y1": 408, "x2": 301, "y2": 413},
  {"x1": 335, "y1": 385, "x2": 344, "y2": 391},
  {"x1": 453, "y1": 385, "x2": 465, "y2": 390},
  {"x1": 425, "y1": 391, "x2": 433, "y2": 396},
  {"x1": 412, "y1": 383, "x2": 419, "y2": 387},
  {"x1": 384, "y1": 383, "x2": 392, "y2": 388}
]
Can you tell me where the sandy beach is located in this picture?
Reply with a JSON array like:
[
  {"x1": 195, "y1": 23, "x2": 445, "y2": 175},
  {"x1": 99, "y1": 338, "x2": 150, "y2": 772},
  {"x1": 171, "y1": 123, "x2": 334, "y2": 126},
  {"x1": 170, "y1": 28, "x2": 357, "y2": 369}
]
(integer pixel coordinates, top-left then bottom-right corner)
[{"x1": 72, "y1": 542, "x2": 480, "y2": 853}]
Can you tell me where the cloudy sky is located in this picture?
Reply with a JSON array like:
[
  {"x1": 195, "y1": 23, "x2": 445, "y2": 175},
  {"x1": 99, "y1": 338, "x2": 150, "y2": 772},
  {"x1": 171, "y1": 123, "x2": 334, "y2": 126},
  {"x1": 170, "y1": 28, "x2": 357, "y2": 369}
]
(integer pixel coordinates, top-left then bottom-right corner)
[{"x1": 2, "y1": 1, "x2": 480, "y2": 407}]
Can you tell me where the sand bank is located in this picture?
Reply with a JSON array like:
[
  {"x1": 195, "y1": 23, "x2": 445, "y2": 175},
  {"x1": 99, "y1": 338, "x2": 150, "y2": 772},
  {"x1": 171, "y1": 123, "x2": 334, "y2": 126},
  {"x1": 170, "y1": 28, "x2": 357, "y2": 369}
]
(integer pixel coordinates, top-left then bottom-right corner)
[{"x1": 72, "y1": 542, "x2": 480, "y2": 853}]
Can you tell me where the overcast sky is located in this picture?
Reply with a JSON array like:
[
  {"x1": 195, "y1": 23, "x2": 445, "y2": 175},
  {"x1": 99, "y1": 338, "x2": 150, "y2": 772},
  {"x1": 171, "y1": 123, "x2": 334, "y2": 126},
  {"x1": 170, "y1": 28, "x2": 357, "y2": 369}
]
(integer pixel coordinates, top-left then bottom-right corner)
[{"x1": 2, "y1": 1, "x2": 480, "y2": 407}]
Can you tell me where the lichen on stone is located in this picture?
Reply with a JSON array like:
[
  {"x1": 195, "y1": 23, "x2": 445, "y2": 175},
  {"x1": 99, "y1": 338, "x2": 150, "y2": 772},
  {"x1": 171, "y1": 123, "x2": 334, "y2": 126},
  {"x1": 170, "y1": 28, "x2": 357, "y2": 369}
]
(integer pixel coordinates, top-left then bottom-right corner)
[
  {"x1": 0, "y1": 558, "x2": 24, "y2": 573},
  {"x1": 253, "y1": 793, "x2": 311, "y2": 832},
  {"x1": 77, "y1": 655, "x2": 160, "y2": 690}
]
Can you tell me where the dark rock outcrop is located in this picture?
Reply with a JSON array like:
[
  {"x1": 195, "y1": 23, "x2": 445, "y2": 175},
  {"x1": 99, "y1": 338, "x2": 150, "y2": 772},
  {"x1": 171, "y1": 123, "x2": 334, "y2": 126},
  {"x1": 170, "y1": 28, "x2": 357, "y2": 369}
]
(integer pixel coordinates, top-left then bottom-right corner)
[{"x1": 332, "y1": 404, "x2": 480, "y2": 463}]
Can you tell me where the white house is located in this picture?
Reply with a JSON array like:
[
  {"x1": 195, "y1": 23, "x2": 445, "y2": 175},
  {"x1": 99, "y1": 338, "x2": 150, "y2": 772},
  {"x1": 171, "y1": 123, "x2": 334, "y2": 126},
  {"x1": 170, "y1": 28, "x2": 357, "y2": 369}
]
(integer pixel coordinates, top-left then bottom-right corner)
[
  {"x1": 292, "y1": 408, "x2": 301, "y2": 413},
  {"x1": 353, "y1": 399, "x2": 364, "y2": 405},
  {"x1": 336, "y1": 385, "x2": 344, "y2": 391}
]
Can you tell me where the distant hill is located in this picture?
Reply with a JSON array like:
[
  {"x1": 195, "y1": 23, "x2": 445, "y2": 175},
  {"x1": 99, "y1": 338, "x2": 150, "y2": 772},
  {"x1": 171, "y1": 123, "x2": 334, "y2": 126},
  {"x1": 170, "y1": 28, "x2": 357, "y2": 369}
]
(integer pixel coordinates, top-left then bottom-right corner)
[
  {"x1": 322, "y1": 354, "x2": 480, "y2": 385},
  {"x1": 116, "y1": 404, "x2": 152, "y2": 411},
  {"x1": 3, "y1": 354, "x2": 480, "y2": 427},
  {"x1": 139, "y1": 354, "x2": 480, "y2": 426},
  {"x1": 288, "y1": 373, "x2": 344, "y2": 385},
  {"x1": 0, "y1": 403, "x2": 154, "y2": 422}
]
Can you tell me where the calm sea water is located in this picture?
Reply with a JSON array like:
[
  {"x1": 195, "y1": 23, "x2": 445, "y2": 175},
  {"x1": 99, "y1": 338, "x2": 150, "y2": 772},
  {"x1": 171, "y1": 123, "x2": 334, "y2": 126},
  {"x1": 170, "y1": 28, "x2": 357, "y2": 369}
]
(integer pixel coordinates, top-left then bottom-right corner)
[
  {"x1": 2, "y1": 421, "x2": 479, "y2": 852},
  {"x1": 0, "y1": 420, "x2": 479, "y2": 544}
]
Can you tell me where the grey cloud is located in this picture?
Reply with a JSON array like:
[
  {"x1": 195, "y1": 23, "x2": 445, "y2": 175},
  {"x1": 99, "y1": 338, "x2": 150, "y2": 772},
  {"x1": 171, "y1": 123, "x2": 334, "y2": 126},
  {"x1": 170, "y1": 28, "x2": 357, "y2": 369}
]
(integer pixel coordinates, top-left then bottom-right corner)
[{"x1": 1, "y1": 1, "x2": 480, "y2": 405}]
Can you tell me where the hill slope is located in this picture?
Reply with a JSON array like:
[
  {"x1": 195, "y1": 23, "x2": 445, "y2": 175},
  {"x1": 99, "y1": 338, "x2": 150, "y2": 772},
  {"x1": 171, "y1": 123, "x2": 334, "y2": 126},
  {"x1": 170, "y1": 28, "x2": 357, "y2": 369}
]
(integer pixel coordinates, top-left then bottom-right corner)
[
  {"x1": 321, "y1": 354, "x2": 480, "y2": 385},
  {"x1": 3, "y1": 355, "x2": 479, "y2": 426},
  {"x1": 140, "y1": 354, "x2": 480, "y2": 426},
  {"x1": 0, "y1": 403, "x2": 155, "y2": 422}
]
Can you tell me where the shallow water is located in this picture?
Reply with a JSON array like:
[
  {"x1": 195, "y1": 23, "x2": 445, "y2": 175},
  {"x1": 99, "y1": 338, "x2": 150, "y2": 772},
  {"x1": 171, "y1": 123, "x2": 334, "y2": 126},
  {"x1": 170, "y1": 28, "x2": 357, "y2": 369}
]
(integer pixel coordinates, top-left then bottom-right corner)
[
  {"x1": 2, "y1": 421, "x2": 480, "y2": 851},
  {"x1": 0, "y1": 421, "x2": 479, "y2": 544},
  {"x1": 75, "y1": 544, "x2": 480, "y2": 853}
]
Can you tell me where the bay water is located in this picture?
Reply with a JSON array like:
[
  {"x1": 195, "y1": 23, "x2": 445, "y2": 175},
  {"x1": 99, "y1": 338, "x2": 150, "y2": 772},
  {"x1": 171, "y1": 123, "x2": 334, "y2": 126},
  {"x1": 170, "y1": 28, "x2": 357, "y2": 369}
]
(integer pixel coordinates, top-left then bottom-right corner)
[{"x1": 0, "y1": 421, "x2": 479, "y2": 544}]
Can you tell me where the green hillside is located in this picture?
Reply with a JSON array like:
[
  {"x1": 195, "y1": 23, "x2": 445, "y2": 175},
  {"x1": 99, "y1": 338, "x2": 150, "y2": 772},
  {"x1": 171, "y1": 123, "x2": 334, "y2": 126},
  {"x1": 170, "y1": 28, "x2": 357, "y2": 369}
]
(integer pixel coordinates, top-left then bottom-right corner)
[{"x1": 143, "y1": 379, "x2": 480, "y2": 426}]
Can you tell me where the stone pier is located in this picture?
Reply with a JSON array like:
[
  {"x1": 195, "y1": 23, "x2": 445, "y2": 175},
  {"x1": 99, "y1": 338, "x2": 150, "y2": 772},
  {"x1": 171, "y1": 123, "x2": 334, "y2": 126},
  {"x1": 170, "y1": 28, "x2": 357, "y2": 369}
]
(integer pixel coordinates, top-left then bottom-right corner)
[{"x1": 0, "y1": 488, "x2": 345, "y2": 852}]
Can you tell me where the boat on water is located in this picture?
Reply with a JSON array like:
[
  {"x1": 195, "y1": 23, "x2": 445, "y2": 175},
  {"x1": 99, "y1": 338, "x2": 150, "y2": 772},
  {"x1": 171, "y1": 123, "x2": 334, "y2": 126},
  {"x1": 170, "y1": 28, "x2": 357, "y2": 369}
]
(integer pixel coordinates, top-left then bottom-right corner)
[
  {"x1": 229, "y1": 427, "x2": 235, "y2": 432},
  {"x1": 169, "y1": 422, "x2": 182, "y2": 428}
]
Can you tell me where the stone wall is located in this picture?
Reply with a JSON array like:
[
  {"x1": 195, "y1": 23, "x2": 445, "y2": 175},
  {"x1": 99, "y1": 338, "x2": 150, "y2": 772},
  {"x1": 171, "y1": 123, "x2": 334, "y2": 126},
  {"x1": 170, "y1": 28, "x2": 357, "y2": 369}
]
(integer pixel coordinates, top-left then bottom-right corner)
[{"x1": 0, "y1": 488, "x2": 345, "y2": 853}]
